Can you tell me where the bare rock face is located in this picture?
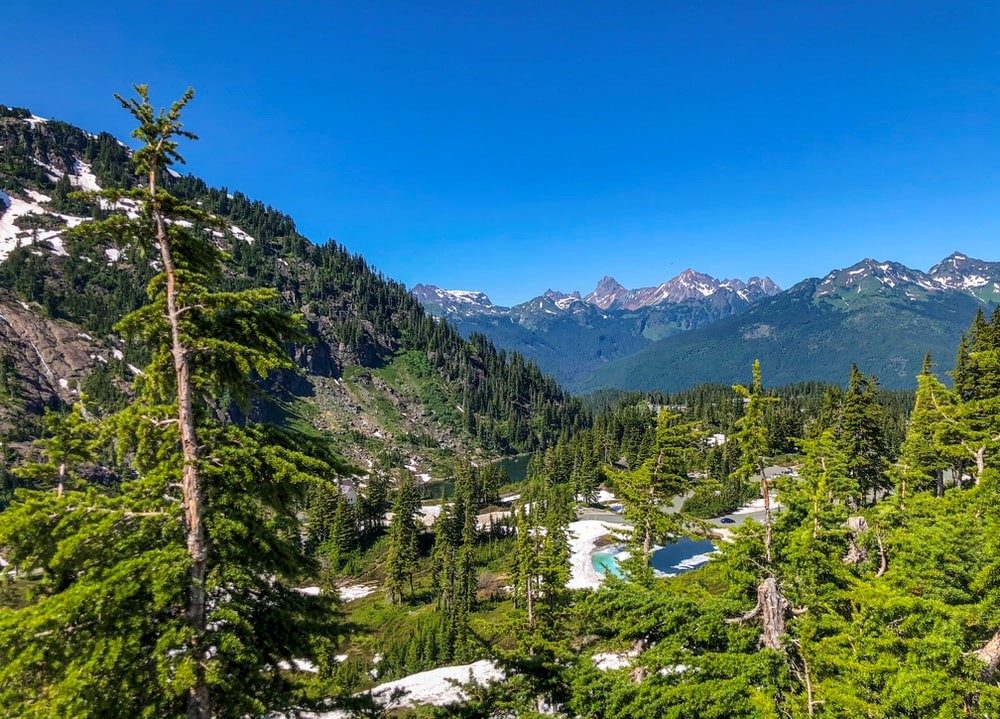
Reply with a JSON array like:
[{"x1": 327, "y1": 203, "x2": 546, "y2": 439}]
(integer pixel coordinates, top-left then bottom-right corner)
[{"x1": 0, "y1": 294, "x2": 104, "y2": 417}]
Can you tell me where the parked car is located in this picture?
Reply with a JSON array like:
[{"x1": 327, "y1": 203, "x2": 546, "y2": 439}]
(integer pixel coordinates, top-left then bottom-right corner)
[{"x1": 720, "y1": 517, "x2": 736, "y2": 524}]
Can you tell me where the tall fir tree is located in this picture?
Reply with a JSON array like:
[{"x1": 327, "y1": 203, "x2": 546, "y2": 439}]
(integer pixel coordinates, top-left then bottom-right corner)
[{"x1": 0, "y1": 87, "x2": 341, "y2": 718}]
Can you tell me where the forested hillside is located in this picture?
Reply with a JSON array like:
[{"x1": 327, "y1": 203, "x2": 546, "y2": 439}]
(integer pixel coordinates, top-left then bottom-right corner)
[
  {"x1": 0, "y1": 103, "x2": 586, "y2": 468},
  {"x1": 5, "y1": 90, "x2": 1000, "y2": 719},
  {"x1": 588, "y1": 267, "x2": 997, "y2": 392}
]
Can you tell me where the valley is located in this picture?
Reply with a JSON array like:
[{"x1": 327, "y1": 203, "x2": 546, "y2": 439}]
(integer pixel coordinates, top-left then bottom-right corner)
[{"x1": 2, "y1": 94, "x2": 1000, "y2": 719}]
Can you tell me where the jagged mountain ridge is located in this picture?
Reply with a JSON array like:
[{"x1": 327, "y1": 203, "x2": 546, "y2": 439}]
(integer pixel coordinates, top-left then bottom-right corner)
[
  {"x1": 412, "y1": 270, "x2": 781, "y2": 391},
  {"x1": 586, "y1": 253, "x2": 1000, "y2": 392},
  {"x1": 0, "y1": 103, "x2": 586, "y2": 469}
]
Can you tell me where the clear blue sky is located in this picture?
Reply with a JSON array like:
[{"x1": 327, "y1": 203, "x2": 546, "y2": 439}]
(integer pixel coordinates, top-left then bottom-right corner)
[{"x1": 6, "y1": 2, "x2": 1000, "y2": 305}]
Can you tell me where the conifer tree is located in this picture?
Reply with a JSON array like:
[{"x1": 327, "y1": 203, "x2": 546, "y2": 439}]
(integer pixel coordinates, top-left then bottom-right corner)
[
  {"x1": 839, "y1": 364, "x2": 890, "y2": 504},
  {"x1": 733, "y1": 359, "x2": 777, "y2": 563},
  {"x1": 328, "y1": 493, "x2": 359, "y2": 570},
  {"x1": 896, "y1": 354, "x2": 950, "y2": 504},
  {"x1": 14, "y1": 403, "x2": 95, "y2": 498},
  {"x1": 0, "y1": 87, "x2": 340, "y2": 719},
  {"x1": 385, "y1": 476, "x2": 420, "y2": 603}
]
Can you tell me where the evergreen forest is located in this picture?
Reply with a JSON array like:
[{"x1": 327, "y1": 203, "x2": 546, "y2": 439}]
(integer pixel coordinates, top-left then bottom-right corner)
[{"x1": 3, "y1": 89, "x2": 1000, "y2": 719}]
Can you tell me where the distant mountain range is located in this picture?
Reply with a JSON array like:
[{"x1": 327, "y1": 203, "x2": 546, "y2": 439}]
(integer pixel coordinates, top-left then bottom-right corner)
[
  {"x1": 414, "y1": 253, "x2": 1000, "y2": 392},
  {"x1": 412, "y1": 270, "x2": 781, "y2": 390}
]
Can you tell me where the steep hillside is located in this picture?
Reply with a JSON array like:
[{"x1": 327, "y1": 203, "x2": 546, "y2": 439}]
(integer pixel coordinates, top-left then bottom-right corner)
[
  {"x1": 0, "y1": 104, "x2": 586, "y2": 472},
  {"x1": 586, "y1": 255, "x2": 999, "y2": 392}
]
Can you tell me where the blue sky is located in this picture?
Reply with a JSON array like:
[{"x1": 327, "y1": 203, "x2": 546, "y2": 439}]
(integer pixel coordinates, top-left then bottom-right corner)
[{"x1": 6, "y1": 2, "x2": 1000, "y2": 305}]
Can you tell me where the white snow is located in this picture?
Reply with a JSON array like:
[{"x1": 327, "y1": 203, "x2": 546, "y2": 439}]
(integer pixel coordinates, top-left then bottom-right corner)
[
  {"x1": 25, "y1": 114, "x2": 48, "y2": 127},
  {"x1": 337, "y1": 583, "x2": 377, "y2": 602},
  {"x1": 418, "y1": 504, "x2": 442, "y2": 527},
  {"x1": 71, "y1": 160, "x2": 101, "y2": 192},
  {"x1": 278, "y1": 658, "x2": 319, "y2": 673},
  {"x1": 730, "y1": 496, "x2": 782, "y2": 515},
  {"x1": 595, "y1": 489, "x2": 617, "y2": 504},
  {"x1": 104, "y1": 248, "x2": 121, "y2": 262},
  {"x1": 672, "y1": 553, "x2": 714, "y2": 570},
  {"x1": 0, "y1": 190, "x2": 77, "y2": 259},
  {"x1": 111, "y1": 347, "x2": 124, "y2": 361},
  {"x1": 305, "y1": 660, "x2": 504, "y2": 717},
  {"x1": 58, "y1": 378, "x2": 69, "y2": 390},
  {"x1": 294, "y1": 586, "x2": 322, "y2": 597},
  {"x1": 592, "y1": 650, "x2": 638, "y2": 670},
  {"x1": 567, "y1": 520, "x2": 624, "y2": 590},
  {"x1": 166, "y1": 167, "x2": 181, "y2": 178},
  {"x1": 229, "y1": 224, "x2": 255, "y2": 244}
]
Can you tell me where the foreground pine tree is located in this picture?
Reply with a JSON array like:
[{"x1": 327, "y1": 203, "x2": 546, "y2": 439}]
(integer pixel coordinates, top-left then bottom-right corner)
[{"x1": 0, "y1": 87, "x2": 340, "y2": 718}]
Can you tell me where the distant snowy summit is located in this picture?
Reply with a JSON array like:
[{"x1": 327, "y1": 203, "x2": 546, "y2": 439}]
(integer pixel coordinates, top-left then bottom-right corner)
[
  {"x1": 814, "y1": 252, "x2": 1000, "y2": 304},
  {"x1": 410, "y1": 284, "x2": 505, "y2": 316},
  {"x1": 412, "y1": 268, "x2": 781, "y2": 318},
  {"x1": 582, "y1": 269, "x2": 780, "y2": 311}
]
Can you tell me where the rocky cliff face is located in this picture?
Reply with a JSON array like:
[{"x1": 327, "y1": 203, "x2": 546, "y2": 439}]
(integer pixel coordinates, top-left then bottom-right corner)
[{"x1": 0, "y1": 293, "x2": 106, "y2": 422}]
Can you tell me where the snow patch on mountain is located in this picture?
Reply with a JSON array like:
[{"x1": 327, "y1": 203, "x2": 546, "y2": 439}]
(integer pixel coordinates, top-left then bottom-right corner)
[
  {"x1": 0, "y1": 189, "x2": 86, "y2": 260},
  {"x1": 72, "y1": 160, "x2": 101, "y2": 192}
]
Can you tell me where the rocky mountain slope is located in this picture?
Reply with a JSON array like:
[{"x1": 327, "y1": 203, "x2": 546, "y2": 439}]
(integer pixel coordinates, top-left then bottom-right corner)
[
  {"x1": 413, "y1": 271, "x2": 781, "y2": 391},
  {"x1": 587, "y1": 253, "x2": 1000, "y2": 392},
  {"x1": 0, "y1": 104, "x2": 586, "y2": 476}
]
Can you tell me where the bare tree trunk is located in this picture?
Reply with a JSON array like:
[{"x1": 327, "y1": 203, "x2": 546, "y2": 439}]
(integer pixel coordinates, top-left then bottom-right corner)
[
  {"x1": 760, "y1": 461, "x2": 772, "y2": 564},
  {"x1": 975, "y1": 447, "x2": 986, "y2": 483},
  {"x1": 727, "y1": 576, "x2": 805, "y2": 651},
  {"x1": 526, "y1": 574, "x2": 534, "y2": 630},
  {"x1": 875, "y1": 532, "x2": 888, "y2": 577},
  {"x1": 57, "y1": 462, "x2": 65, "y2": 498},
  {"x1": 149, "y1": 166, "x2": 210, "y2": 719},
  {"x1": 975, "y1": 629, "x2": 1000, "y2": 681}
]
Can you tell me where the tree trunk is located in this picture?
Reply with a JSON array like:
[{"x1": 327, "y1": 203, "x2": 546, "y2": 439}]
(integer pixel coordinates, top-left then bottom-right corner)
[
  {"x1": 875, "y1": 532, "x2": 888, "y2": 577},
  {"x1": 975, "y1": 629, "x2": 1000, "y2": 681},
  {"x1": 760, "y1": 462, "x2": 772, "y2": 564},
  {"x1": 150, "y1": 167, "x2": 209, "y2": 719},
  {"x1": 757, "y1": 576, "x2": 790, "y2": 651},
  {"x1": 727, "y1": 576, "x2": 804, "y2": 651},
  {"x1": 526, "y1": 574, "x2": 534, "y2": 630}
]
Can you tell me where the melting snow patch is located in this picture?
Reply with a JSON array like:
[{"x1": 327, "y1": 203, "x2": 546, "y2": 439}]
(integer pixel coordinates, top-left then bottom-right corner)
[
  {"x1": 294, "y1": 586, "x2": 322, "y2": 597},
  {"x1": 229, "y1": 224, "x2": 255, "y2": 244},
  {"x1": 592, "y1": 650, "x2": 639, "y2": 670},
  {"x1": 289, "y1": 660, "x2": 506, "y2": 716},
  {"x1": 72, "y1": 160, "x2": 101, "y2": 192},
  {"x1": 278, "y1": 658, "x2": 319, "y2": 673},
  {"x1": 672, "y1": 553, "x2": 715, "y2": 571},
  {"x1": 337, "y1": 583, "x2": 377, "y2": 602},
  {"x1": 567, "y1": 520, "x2": 626, "y2": 590}
]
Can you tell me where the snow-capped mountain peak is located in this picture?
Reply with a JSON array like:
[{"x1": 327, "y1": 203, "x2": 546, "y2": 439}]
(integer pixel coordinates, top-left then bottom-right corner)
[
  {"x1": 411, "y1": 284, "x2": 494, "y2": 306},
  {"x1": 583, "y1": 276, "x2": 629, "y2": 310},
  {"x1": 580, "y1": 269, "x2": 780, "y2": 311},
  {"x1": 813, "y1": 253, "x2": 1000, "y2": 302}
]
